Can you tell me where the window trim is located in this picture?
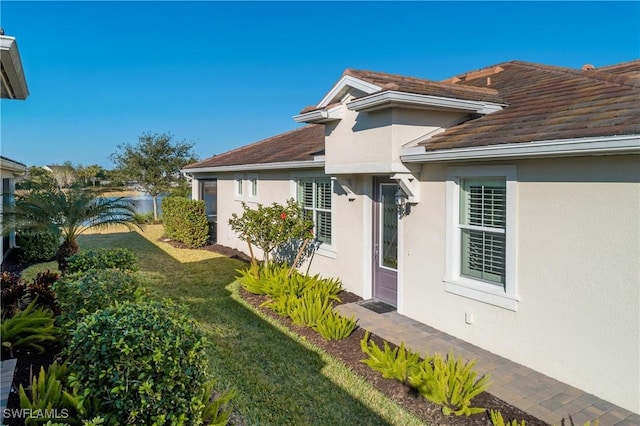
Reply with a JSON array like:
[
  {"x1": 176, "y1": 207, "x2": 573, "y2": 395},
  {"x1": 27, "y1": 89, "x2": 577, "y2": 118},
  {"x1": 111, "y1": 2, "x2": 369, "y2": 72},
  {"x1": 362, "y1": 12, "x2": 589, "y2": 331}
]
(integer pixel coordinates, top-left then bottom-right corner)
[
  {"x1": 290, "y1": 173, "x2": 336, "y2": 257},
  {"x1": 445, "y1": 165, "x2": 518, "y2": 311}
]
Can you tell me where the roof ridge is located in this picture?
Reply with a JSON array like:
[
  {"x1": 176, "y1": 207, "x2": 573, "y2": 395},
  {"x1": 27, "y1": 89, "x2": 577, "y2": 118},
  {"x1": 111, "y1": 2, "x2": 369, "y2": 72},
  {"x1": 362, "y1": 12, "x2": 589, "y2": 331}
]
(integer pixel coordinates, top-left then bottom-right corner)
[
  {"x1": 507, "y1": 60, "x2": 640, "y2": 88},
  {"x1": 346, "y1": 68, "x2": 501, "y2": 96}
]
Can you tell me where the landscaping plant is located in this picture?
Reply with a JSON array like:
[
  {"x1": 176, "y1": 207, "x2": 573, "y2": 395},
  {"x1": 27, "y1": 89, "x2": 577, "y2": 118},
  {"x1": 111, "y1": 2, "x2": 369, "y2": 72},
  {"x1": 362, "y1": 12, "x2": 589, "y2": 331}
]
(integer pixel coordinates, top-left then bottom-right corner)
[
  {"x1": 229, "y1": 199, "x2": 313, "y2": 272},
  {"x1": 162, "y1": 197, "x2": 210, "y2": 248},
  {"x1": 489, "y1": 409, "x2": 527, "y2": 426},
  {"x1": 53, "y1": 269, "x2": 144, "y2": 326},
  {"x1": 19, "y1": 361, "x2": 83, "y2": 425},
  {"x1": 17, "y1": 229, "x2": 60, "y2": 264},
  {"x1": 66, "y1": 300, "x2": 232, "y2": 425},
  {"x1": 313, "y1": 308, "x2": 358, "y2": 341},
  {"x1": 360, "y1": 330, "x2": 422, "y2": 384},
  {"x1": 66, "y1": 248, "x2": 138, "y2": 273},
  {"x1": 407, "y1": 350, "x2": 490, "y2": 416},
  {"x1": 1, "y1": 298, "x2": 58, "y2": 357},
  {"x1": 1, "y1": 186, "x2": 139, "y2": 272}
]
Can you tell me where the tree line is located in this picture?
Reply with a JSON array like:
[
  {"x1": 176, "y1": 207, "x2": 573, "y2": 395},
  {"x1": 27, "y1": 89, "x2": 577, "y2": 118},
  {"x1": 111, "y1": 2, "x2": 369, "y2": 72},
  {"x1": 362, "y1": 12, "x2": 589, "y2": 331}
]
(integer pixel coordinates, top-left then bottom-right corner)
[{"x1": 17, "y1": 132, "x2": 199, "y2": 221}]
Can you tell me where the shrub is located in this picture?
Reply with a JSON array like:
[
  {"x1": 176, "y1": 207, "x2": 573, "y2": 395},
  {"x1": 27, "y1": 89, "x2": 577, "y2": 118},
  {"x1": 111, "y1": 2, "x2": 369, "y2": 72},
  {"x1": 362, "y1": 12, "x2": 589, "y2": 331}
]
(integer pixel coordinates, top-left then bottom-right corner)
[
  {"x1": 17, "y1": 230, "x2": 60, "y2": 264},
  {"x1": 360, "y1": 331, "x2": 422, "y2": 384},
  {"x1": 288, "y1": 289, "x2": 333, "y2": 328},
  {"x1": 1, "y1": 272, "x2": 26, "y2": 318},
  {"x1": 19, "y1": 361, "x2": 82, "y2": 425},
  {"x1": 1, "y1": 298, "x2": 58, "y2": 357},
  {"x1": 66, "y1": 300, "x2": 216, "y2": 425},
  {"x1": 66, "y1": 248, "x2": 137, "y2": 274},
  {"x1": 53, "y1": 269, "x2": 143, "y2": 326},
  {"x1": 229, "y1": 199, "x2": 313, "y2": 268},
  {"x1": 407, "y1": 350, "x2": 490, "y2": 416},
  {"x1": 162, "y1": 197, "x2": 209, "y2": 248},
  {"x1": 313, "y1": 309, "x2": 358, "y2": 341}
]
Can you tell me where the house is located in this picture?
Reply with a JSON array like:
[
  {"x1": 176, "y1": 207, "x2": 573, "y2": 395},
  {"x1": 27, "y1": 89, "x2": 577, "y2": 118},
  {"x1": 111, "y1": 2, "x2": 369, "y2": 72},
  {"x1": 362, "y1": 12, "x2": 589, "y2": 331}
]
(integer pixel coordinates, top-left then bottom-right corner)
[
  {"x1": 1, "y1": 30, "x2": 29, "y2": 261},
  {"x1": 183, "y1": 60, "x2": 640, "y2": 413}
]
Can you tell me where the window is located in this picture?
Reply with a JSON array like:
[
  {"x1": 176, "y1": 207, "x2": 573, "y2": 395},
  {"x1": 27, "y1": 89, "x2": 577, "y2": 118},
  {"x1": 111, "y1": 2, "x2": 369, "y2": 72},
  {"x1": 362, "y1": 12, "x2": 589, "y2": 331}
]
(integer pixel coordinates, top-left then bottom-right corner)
[
  {"x1": 248, "y1": 174, "x2": 258, "y2": 202},
  {"x1": 297, "y1": 177, "x2": 332, "y2": 245},
  {"x1": 198, "y1": 180, "x2": 217, "y2": 222},
  {"x1": 460, "y1": 178, "x2": 506, "y2": 285},
  {"x1": 234, "y1": 175, "x2": 243, "y2": 200},
  {"x1": 445, "y1": 166, "x2": 517, "y2": 310}
]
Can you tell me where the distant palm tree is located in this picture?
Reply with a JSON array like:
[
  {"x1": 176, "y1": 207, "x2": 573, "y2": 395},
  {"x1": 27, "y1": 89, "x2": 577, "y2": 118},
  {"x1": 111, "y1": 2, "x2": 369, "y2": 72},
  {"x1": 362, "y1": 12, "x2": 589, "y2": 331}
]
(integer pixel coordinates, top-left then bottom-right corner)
[{"x1": 2, "y1": 187, "x2": 140, "y2": 271}]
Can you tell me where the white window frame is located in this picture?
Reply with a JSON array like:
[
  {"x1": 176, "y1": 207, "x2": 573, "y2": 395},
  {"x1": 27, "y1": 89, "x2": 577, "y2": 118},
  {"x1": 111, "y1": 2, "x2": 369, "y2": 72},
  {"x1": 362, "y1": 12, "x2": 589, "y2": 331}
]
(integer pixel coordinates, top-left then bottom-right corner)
[
  {"x1": 290, "y1": 173, "x2": 336, "y2": 258},
  {"x1": 247, "y1": 173, "x2": 259, "y2": 203},
  {"x1": 445, "y1": 165, "x2": 518, "y2": 311},
  {"x1": 234, "y1": 174, "x2": 244, "y2": 201}
]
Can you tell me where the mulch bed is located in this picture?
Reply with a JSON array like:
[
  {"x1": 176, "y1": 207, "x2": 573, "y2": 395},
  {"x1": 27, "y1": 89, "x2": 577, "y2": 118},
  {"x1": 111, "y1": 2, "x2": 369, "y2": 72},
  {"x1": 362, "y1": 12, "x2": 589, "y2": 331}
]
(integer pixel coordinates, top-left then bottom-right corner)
[
  {"x1": 240, "y1": 288, "x2": 547, "y2": 426},
  {"x1": 1, "y1": 241, "x2": 547, "y2": 425}
]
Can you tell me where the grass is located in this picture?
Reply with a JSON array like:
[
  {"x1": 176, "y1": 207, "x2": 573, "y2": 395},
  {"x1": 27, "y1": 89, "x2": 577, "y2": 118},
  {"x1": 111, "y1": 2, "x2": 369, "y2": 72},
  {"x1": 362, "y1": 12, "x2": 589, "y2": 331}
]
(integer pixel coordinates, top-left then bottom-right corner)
[{"x1": 23, "y1": 225, "x2": 425, "y2": 425}]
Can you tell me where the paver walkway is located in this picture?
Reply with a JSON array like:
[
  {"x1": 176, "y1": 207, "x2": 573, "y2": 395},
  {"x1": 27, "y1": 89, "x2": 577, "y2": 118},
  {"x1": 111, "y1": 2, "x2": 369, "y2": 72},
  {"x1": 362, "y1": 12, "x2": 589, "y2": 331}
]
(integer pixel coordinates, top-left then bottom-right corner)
[
  {"x1": 0, "y1": 358, "x2": 17, "y2": 424},
  {"x1": 336, "y1": 302, "x2": 639, "y2": 426}
]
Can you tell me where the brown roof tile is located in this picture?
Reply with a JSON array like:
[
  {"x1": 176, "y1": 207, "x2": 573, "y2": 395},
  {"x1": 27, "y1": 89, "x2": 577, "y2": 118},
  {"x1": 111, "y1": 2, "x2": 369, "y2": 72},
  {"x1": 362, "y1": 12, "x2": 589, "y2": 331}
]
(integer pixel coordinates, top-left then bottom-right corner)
[
  {"x1": 418, "y1": 60, "x2": 640, "y2": 151},
  {"x1": 300, "y1": 68, "x2": 505, "y2": 114},
  {"x1": 183, "y1": 125, "x2": 325, "y2": 170}
]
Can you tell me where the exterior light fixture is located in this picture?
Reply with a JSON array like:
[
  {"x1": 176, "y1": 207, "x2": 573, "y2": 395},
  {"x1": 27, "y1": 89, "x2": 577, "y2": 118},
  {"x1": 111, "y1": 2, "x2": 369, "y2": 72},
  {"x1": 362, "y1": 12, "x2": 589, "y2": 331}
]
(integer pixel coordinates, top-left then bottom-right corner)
[{"x1": 394, "y1": 188, "x2": 408, "y2": 217}]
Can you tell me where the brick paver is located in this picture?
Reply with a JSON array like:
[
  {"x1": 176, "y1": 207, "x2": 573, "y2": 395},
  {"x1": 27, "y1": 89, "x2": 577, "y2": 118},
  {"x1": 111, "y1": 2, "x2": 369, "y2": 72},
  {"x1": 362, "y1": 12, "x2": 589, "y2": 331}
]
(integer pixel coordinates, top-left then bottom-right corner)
[
  {"x1": 336, "y1": 302, "x2": 638, "y2": 426},
  {"x1": 0, "y1": 358, "x2": 17, "y2": 424}
]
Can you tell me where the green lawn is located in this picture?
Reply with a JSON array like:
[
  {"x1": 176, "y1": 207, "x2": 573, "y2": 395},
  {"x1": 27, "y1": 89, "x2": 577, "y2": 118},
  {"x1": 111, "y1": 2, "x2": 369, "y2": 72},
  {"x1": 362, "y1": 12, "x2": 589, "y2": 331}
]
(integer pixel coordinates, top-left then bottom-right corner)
[{"x1": 26, "y1": 225, "x2": 424, "y2": 425}]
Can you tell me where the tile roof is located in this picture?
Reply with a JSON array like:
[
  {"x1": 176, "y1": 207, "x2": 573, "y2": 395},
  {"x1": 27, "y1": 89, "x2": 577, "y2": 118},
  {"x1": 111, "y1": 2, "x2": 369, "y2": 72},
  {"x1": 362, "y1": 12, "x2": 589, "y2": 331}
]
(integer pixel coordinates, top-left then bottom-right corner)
[
  {"x1": 189, "y1": 60, "x2": 638, "y2": 170},
  {"x1": 301, "y1": 68, "x2": 505, "y2": 113},
  {"x1": 418, "y1": 60, "x2": 640, "y2": 151},
  {"x1": 183, "y1": 124, "x2": 325, "y2": 170}
]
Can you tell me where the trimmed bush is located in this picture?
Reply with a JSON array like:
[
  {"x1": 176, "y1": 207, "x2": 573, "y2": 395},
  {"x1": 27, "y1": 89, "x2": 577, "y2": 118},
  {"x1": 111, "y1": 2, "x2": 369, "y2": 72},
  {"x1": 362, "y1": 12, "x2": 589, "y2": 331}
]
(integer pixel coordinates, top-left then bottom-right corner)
[
  {"x1": 53, "y1": 269, "x2": 143, "y2": 326},
  {"x1": 17, "y1": 230, "x2": 59, "y2": 263},
  {"x1": 66, "y1": 300, "x2": 214, "y2": 425},
  {"x1": 66, "y1": 248, "x2": 137, "y2": 273},
  {"x1": 162, "y1": 197, "x2": 209, "y2": 248}
]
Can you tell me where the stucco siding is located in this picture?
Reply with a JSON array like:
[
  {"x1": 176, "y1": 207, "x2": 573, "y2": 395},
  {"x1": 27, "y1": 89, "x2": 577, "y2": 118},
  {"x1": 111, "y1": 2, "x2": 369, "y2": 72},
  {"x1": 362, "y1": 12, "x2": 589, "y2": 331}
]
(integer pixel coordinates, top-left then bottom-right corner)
[
  {"x1": 400, "y1": 155, "x2": 640, "y2": 412},
  {"x1": 324, "y1": 94, "x2": 465, "y2": 174}
]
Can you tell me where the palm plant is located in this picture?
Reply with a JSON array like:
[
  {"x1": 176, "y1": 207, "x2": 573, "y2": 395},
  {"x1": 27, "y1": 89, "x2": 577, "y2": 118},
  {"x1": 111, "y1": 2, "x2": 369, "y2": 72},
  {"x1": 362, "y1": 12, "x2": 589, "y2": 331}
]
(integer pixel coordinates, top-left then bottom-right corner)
[{"x1": 2, "y1": 187, "x2": 140, "y2": 271}]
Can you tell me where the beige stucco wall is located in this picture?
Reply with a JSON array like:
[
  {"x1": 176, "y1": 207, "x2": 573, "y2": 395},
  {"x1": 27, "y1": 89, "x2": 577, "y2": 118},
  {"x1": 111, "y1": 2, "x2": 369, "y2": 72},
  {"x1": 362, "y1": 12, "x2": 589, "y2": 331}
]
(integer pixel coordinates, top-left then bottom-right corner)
[
  {"x1": 400, "y1": 154, "x2": 640, "y2": 413},
  {"x1": 194, "y1": 153, "x2": 639, "y2": 412},
  {"x1": 324, "y1": 94, "x2": 466, "y2": 174}
]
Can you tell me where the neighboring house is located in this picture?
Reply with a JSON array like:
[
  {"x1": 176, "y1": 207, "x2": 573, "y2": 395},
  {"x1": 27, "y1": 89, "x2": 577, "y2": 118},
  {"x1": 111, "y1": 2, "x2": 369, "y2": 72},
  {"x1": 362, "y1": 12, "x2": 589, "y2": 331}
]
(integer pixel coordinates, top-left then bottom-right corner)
[
  {"x1": 183, "y1": 60, "x2": 640, "y2": 413},
  {"x1": 1, "y1": 30, "x2": 29, "y2": 260}
]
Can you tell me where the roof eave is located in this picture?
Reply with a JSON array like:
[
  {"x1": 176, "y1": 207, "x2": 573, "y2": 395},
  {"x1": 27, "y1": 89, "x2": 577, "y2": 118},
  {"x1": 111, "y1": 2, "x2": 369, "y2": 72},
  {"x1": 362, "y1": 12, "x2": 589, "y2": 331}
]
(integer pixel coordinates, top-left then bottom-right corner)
[
  {"x1": 293, "y1": 105, "x2": 342, "y2": 124},
  {"x1": 347, "y1": 91, "x2": 505, "y2": 114},
  {"x1": 182, "y1": 159, "x2": 325, "y2": 174},
  {"x1": 1, "y1": 35, "x2": 29, "y2": 100},
  {"x1": 401, "y1": 135, "x2": 640, "y2": 162}
]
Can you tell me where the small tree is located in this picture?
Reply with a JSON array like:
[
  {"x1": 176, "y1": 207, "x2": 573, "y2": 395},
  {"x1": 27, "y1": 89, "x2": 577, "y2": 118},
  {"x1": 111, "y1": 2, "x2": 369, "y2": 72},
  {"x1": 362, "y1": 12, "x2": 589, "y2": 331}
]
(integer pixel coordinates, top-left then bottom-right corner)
[
  {"x1": 229, "y1": 199, "x2": 313, "y2": 274},
  {"x1": 110, "y1": 132, "x2": 198, "y2": 221}
]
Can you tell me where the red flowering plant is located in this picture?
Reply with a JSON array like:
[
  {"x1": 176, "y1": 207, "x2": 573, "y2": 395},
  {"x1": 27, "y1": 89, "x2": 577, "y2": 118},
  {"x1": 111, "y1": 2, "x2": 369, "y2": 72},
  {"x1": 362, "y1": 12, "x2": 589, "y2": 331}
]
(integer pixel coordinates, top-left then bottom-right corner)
[{"x1": 229, "y1": 199, "x2": 314, "y2": 275}]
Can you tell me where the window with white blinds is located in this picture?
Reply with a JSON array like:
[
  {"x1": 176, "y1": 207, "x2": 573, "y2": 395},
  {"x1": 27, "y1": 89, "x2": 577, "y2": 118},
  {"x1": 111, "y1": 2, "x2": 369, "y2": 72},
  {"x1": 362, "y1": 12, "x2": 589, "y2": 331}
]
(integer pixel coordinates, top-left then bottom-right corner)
[
  {"x1": 298, "y1": 178, "x2": 332, "y2": 245},
  {"x1": 459, "y1": 178, "x2": 506, "y2": 286}
]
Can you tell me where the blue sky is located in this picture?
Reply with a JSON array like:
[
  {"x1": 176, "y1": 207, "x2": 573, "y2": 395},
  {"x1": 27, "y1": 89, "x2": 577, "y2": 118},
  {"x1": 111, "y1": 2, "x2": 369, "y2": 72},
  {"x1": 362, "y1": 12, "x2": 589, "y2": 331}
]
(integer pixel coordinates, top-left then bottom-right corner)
[{"x1": 1, "y1": 1, "x2": 638, "y2": 169}]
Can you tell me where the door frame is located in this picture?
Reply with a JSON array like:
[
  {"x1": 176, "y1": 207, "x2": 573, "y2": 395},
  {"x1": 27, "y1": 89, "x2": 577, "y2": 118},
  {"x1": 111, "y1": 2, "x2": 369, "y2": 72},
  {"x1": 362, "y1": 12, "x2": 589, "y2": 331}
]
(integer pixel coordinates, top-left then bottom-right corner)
[{"x1": 372, "y1": 177, "x2": 399, "y2": 307}]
